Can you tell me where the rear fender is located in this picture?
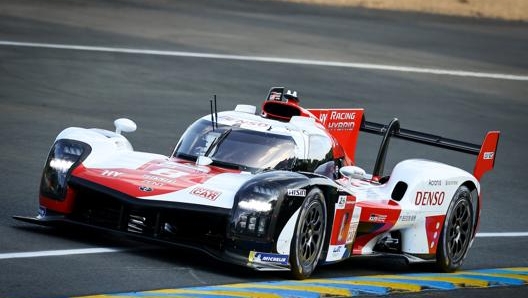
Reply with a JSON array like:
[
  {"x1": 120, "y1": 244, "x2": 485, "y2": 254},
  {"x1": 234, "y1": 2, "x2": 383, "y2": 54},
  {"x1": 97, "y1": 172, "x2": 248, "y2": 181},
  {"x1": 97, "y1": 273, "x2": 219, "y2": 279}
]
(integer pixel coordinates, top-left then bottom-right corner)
[{"x1": 387, "y1": 159, "x2": 480, "y2": 255}]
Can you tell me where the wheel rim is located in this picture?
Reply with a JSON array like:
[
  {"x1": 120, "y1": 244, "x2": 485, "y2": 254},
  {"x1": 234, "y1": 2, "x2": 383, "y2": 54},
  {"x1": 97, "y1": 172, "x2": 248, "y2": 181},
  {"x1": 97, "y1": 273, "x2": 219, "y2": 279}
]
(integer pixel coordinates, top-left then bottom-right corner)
[
  {"x1": 298, "y1": 198, "x2": 324, "y2": 267},
  {"x1": 446, "y1": 193, "x2": 472, "y2": 264}
]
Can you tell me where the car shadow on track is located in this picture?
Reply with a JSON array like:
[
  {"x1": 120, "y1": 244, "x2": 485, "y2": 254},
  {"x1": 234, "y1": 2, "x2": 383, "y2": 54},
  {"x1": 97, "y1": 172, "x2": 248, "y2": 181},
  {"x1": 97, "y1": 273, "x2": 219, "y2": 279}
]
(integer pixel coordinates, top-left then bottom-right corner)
[
  {"x1": 10, "y1": 223, "x2": 282, "y2": 281},
  {"x1": 11, "y1": 222, "x2": 430, "y2": 281}
]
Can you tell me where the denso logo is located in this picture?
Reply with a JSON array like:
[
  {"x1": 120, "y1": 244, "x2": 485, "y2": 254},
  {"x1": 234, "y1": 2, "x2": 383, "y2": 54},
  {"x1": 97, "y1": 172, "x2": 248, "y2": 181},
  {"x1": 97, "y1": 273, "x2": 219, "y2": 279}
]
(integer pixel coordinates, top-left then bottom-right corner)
[
  {"x1": 190, "y1": 187, "x2": 221, "y2": 201},
  {"x1": 415, "y1": 191, "x2": 445, "y2": 206}
]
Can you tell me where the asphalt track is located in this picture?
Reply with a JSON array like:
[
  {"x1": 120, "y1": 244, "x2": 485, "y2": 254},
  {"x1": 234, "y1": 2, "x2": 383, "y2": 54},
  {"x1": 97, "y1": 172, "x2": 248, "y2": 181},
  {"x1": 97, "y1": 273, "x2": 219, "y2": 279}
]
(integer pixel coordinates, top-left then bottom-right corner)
[{"x1": 1, "y1": 0, "x2": 527, "y2": 297}]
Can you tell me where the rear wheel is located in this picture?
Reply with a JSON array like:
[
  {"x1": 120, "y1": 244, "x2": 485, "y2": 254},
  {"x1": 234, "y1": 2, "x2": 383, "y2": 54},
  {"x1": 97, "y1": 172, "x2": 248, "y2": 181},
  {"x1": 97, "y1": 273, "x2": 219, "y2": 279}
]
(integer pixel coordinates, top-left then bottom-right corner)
[
  {"x1": 436, "y1": 186, "x2": 474, "y2": 272},
  {"x1": 290, "y1": 188, "x2": 327, "y2": 279}
]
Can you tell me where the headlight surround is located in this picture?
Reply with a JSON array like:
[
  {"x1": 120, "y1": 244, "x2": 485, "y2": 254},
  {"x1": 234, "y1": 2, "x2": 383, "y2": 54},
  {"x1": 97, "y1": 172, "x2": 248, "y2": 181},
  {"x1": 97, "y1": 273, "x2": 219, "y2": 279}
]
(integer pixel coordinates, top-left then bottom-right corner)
[
  {"x1": 231, "y1": 183, "x2": 280, "y2": 238},
  {"x1": 40, "y1": 139, "x2": 90, "y2": 200}
]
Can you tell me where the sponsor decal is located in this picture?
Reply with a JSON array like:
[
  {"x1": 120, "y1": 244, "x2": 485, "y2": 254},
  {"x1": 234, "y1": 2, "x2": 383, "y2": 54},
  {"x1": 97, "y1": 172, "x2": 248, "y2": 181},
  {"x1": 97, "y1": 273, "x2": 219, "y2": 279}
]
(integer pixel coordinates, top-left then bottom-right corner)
[
  {"x1": 149, "y1": 168, "x2": 188, "y2": 179},
  {"x1": 142, "y1": 180, "x2": 164, "y2": 187},
  {"x1": 190, "y1": 187, "x2": 221, "y2": 201},
  {"x1": 158, "y1": 161, "x2": 185, "y2": 169},
  {"x1": 139, "y1": 186, "x2": 153, "y2": 192},
  {"x1": 399, "y1": 214, "x2": 417, "y2": 222},
  {"x1": 220, "y1": 115, "x2": 270, "y2": 129},
  {"x1": 368, "y1": 213, "x2": 387, "y2": 223},
  {"x1": 326, "y1": 244, "x2": 347, "y2": 262},
  {"x1": 483, "y1": 152, "x2": 494, "y2": 160},
  {"x1": 337, "y1": 213, "x2": 350, "y2": 243},
  {"x1": 330, "y1": 111, "x2": 356, "y2": 121},
  {"x1": 428, "y1": 179, "x2": 442, "y2": 186},
  {"x1": 336, "y1": 195, "x2": 347, "y2": 209},
  {"x1": 38, "y1": 206, "x2": 46, "y2": 218},
  {"x1": 143, "y1": 174, "x2": 176, "y2": 185},
  {"x1": 319, "y1": 111, "x2": 356, "y2": 123},
  {"x1": 268, "y1": 91, "x2": 283, "y2": 101},
  {"x1": 445, "y1": 180, "x2": 458, "y2": 186},
  {"x1": 287, "y1": 189, "x2": 306, "y2": 197},
  {"x1": 346, "y1": 206, "x2": 362, "y2": 244},
  {"x1": 327, "y1": 121, "x2": 355, "y2": 130},
  {"x1": 249, "y1": 251, "x2": 289, "y2": 265},
  {"x1": 318, "y1": 111, "x2": 357, "y2": 131},
  {"x1": 101, "y1": 170, "x2": 123, "y2": 177},
  {"x1": 415, "y1": 191, "x2": 445, "y2": 206},
  {"x1": 331, "y1": 195, "x2": 356, "y2": 246}
]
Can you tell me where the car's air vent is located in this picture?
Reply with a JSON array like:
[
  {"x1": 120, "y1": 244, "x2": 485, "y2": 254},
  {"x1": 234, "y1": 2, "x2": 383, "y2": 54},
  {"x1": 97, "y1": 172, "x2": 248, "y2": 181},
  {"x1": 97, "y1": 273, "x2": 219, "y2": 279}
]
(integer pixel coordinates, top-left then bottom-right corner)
[
  {"x1": 128, "y1": 214, "x2": 147, "y2": 234},
  {"x1": 391, "y1": 181, "x2": 408, "y2": 201}
]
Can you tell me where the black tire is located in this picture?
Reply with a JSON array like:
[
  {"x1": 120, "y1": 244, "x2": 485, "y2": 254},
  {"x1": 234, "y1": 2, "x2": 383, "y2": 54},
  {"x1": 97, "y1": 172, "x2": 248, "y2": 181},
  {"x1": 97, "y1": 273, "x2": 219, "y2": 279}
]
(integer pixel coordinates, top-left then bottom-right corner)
[
  {"x1": 290, "y1": 188, "x2": 327, "y2": 279},
  {"x1": 436, "y1": 185, "x2": 475, "y2": 272}
]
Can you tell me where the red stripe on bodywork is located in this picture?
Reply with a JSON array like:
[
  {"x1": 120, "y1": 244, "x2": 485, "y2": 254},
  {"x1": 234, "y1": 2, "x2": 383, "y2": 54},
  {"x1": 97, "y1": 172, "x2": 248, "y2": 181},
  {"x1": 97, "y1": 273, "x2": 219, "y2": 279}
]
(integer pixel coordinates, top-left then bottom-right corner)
[{"x1": 72, "y1": 158, "x2": 240, "y2": 198}]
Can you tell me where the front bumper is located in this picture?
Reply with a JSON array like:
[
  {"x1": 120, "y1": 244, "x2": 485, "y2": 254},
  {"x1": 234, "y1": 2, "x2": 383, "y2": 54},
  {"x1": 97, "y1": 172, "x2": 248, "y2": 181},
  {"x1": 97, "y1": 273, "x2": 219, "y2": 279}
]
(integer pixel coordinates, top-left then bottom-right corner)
[{"x1": 15, "y1": 177, "x2": 291, "y2": 271}]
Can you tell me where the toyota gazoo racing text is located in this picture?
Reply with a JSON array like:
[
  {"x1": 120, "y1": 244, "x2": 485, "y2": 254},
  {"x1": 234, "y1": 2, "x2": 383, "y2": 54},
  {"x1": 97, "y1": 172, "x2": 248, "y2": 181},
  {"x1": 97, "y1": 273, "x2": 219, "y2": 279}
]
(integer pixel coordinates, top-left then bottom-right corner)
[{"x1": 15, "y1": 87, "x2": 500, "y2": 279}]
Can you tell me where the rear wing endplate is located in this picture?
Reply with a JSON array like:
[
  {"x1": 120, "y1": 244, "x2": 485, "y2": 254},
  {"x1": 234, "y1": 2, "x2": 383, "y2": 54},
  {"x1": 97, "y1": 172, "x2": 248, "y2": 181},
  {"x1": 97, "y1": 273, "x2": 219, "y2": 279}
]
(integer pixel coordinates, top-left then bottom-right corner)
[{"x1": 361, "y1": 118, "x2": 500, "y2": 181}]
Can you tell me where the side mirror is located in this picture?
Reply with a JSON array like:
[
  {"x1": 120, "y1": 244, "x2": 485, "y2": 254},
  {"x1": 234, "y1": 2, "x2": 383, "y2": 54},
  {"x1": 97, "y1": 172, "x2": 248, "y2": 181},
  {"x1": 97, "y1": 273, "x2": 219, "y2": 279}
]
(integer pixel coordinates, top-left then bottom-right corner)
[
  {"x1": 340, "y1": 166, "x2": 367, "y2": 180},
  {"x1": 114, "y1": 118, "x2": 137, "y2": 135}
]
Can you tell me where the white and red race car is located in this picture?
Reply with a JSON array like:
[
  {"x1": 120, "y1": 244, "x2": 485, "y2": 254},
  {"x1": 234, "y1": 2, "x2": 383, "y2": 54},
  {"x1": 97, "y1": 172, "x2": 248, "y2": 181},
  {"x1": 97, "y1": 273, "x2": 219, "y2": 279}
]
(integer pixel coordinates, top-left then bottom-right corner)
[{"x1": 15, "y1": 87, "x2": 500, "y2": 279}]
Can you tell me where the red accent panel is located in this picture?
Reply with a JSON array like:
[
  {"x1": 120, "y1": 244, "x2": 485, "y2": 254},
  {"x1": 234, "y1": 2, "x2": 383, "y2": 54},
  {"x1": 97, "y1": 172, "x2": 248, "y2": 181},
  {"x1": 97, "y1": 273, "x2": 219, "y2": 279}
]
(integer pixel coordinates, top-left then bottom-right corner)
[
  {"x1": 329, "y1": 195, "x2": 356, "y2": 246},
  {"x1": 308, "y1": 109, "x2": 364, "y2": 163},
  {"x1": 425, "y1": 215, "x2": 446, "y2": 254},
  {"x1": 473, "y1": 131, "x2": 500, "y2": 181},
  {"x1": 39, "y1": 165, "x2": 87, "y2": 214},
  {"x1": 72, "y1": 159, "x2": 239, "y2": 198},
  {"x1": 39, "y1": 190, "x2": 76, "y2": 214},
  {"x1": 351, "y1": 200, "x2": 401, "y2": 255}
]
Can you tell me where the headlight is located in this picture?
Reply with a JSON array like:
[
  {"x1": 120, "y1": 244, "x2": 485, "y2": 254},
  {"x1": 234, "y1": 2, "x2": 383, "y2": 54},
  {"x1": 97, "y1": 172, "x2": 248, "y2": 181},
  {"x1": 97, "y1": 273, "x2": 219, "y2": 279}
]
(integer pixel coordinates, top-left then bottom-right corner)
[
  {"x1": 40, "y1": 139, "x2": 90, "y2": 200},
  {"x1": 231, "y1": 184, "x2": 280, "y2": 238}
]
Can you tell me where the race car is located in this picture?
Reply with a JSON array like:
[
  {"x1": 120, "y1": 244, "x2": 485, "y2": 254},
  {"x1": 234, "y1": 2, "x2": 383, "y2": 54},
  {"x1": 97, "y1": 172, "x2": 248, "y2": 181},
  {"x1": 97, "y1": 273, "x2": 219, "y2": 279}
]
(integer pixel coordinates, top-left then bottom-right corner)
[{"x1": 15, "y1": 87, "x2": 500, "y2": 279}]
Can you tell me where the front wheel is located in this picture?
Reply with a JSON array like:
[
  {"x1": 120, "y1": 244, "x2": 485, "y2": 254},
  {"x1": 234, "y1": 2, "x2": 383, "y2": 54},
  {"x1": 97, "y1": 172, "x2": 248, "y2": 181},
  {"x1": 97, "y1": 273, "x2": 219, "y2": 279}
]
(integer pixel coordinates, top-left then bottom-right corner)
[
  {"x1": 290, "y1": 188, "x2": 327, "y2": 279},
  {"x1": 435, "y1": 185, "x2": 475, "y2": 272}
]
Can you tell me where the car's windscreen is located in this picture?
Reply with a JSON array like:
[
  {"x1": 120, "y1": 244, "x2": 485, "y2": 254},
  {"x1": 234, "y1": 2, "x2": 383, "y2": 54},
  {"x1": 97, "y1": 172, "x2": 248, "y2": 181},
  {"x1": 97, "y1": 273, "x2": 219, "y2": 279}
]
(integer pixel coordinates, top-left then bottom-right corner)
[{"x1": 173, "y1": 119, "x2": 296, "y2": 172}]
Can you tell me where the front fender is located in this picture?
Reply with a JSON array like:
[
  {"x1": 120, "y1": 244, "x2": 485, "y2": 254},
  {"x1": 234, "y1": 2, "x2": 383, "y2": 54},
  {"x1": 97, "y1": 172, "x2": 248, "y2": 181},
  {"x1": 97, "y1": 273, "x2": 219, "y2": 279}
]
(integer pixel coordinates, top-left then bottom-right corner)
[{"x1": 55, "y1": 127, "x2": 166, "y2": 168}]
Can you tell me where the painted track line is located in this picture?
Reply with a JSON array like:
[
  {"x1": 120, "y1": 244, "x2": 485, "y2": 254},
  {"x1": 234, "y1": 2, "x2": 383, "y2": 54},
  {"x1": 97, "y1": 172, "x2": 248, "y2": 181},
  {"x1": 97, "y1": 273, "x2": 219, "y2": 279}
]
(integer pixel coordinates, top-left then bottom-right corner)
[
  {"x1": 74, "y1": 267, "x2": 528, "y2": 298},
  {"x1": 0, "y1": 231, "x2": 524, "y2": 260},
  {"x1": 0, "y1": 248, "x2": 124, "y2": 260},
  {"x1": 477, "y1": 232, "x2": 528, "y2": 237},
  {"x1": 1, "y1": 40, "x2": 527, "y2": 81}
]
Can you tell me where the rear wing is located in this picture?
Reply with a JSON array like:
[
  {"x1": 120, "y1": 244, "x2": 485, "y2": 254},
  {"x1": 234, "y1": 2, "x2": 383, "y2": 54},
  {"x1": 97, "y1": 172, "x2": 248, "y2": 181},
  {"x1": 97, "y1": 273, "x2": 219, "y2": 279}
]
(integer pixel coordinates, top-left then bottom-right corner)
[{"x1": 361, "y1": 118, "x2": 500, "y2": 181}]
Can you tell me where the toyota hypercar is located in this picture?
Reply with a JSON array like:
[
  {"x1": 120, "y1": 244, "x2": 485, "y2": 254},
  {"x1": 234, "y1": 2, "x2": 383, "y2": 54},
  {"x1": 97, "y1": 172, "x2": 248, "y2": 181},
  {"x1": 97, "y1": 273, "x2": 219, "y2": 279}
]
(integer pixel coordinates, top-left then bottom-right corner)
[{"x1": 15, "y1": 87, "x2": 500, "y2": 279}]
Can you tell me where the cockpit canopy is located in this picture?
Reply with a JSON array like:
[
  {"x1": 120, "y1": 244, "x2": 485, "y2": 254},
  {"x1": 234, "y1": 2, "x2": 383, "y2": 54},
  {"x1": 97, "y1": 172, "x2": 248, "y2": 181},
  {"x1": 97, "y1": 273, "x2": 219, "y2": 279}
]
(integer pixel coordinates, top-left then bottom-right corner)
[{"x1": 173, "y1": 119, "x2": 297, "y2": 172}]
